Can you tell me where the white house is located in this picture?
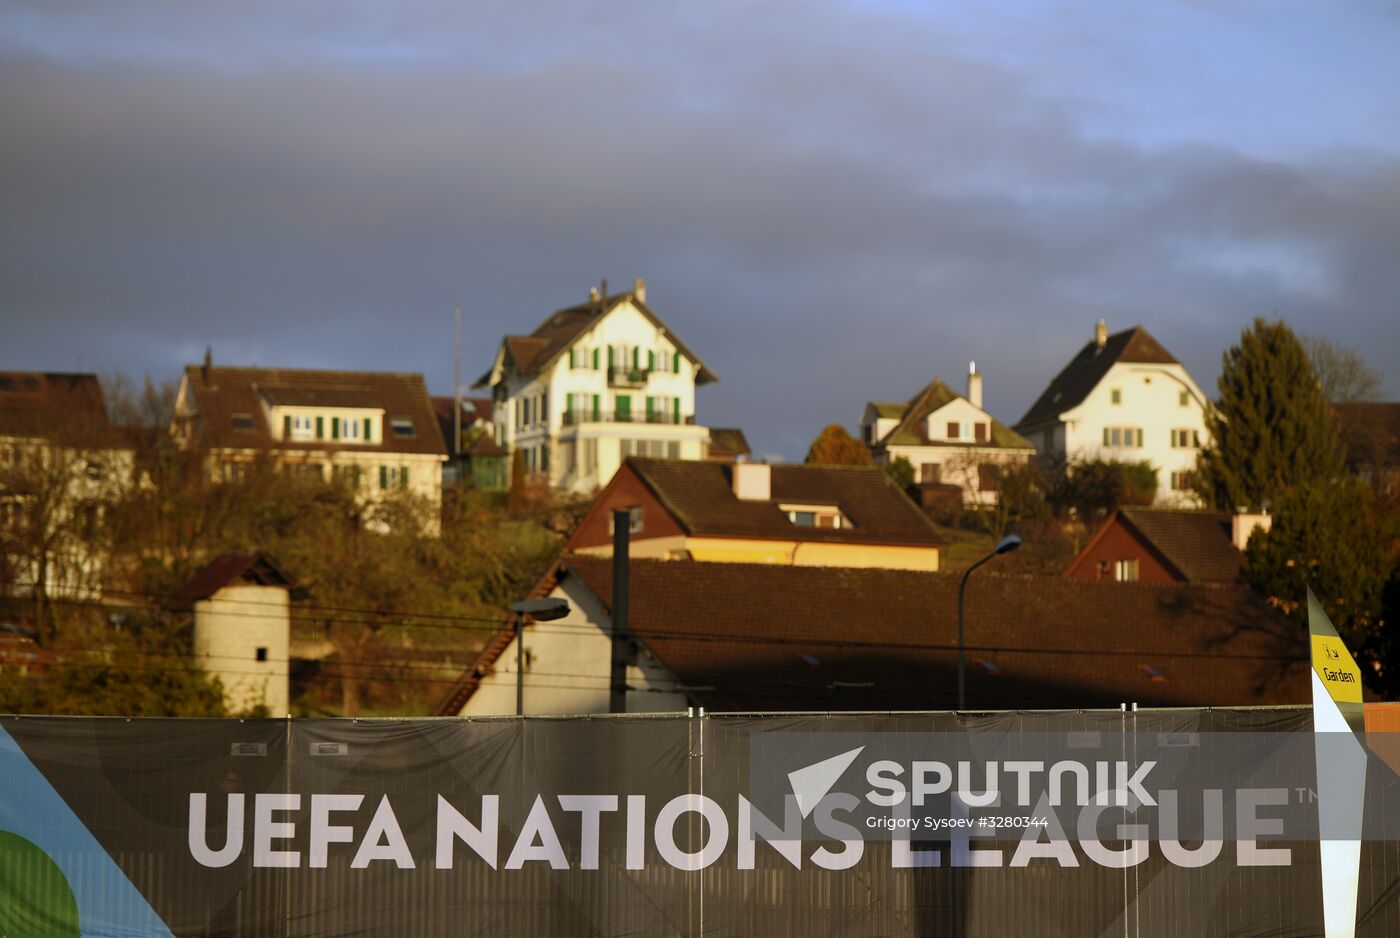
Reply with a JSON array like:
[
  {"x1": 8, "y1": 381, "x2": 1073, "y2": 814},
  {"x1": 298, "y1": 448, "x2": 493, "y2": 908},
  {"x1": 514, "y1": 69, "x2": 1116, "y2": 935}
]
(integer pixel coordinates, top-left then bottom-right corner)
[
  {"x1": 178, "y1": 553, "x2": 294, "y2": 716},
  {"x1": 172, "y1": 362, "x2": 448, "y2": 529},
  {"x1": 476, "y1": 279, "x2": 717, "y2": 493},
  {"x1": 861, "y1": 364, "x2": 1035, "y2": 506},
  {"x1": 1014, "y1": 322, "x2": 1209, "y2": 505}
]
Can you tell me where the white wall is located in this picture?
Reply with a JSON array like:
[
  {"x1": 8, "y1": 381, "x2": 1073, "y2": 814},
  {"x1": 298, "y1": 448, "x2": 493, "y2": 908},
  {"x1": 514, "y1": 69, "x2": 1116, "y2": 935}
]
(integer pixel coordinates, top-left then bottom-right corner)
[
  {"x1": 458, "y1": 577, "x2": 690, "y2": 716},
  {"x1": 1061, "y1": 362, "x2": 1209, "y2": 505},
  {"x1": 193, "y1": 582, "x2": 290, "y2": 715}
]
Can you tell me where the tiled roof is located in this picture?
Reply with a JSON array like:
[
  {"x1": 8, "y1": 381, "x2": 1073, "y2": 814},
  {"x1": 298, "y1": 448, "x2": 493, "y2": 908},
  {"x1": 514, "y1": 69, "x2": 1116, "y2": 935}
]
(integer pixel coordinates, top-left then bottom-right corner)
[
  {"x1": 1016, "y1": 326, "x2": 1179, "y2": 431},
  {"x1": 431, "y1": 396, "x2": 496, "y2": 454},
  {"x1": 1118, "y1": 508, "x2": 1240, "y2": 583},
  {"x1": 182, "y1": 366, "x2": 447, "y2": 457},
  {"x1": 869, "y1": 402, "x2": 907, "y2": 419},
  {"x1": 258, "y1": 387, "x2": 380, "y2": 408},
  {"x1": 476, "y1": 291, "x2": 718, "y2": 388},
  {"x1": 568, "y1": 558, "x2": 1307, "y2": 712},
  {"x1": 879, "y1": 379, "x2": 1033, "y2": 449},
  {"x1": 627, "y1": 457, "x2": 946, "y2": 546},
  {"x1": 0, "y1": 372, "x2": 109, "y2": 439},
  {"x1": 176, "y1": 553, "x2": 294, "y2": 602},
  {"x1": 707, "y1": 428, "x2": 751, "y2": 457}
]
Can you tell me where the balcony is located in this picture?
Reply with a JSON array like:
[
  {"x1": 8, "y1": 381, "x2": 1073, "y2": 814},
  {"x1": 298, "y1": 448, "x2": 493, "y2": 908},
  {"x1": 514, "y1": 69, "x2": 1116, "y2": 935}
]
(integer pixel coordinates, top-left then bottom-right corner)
[
  {"x1": 608, "y1": 367, "x2": 650, "y2": 389},
  {"x1": 561, "y1": 410, "x2": 696, "y2": 428}
]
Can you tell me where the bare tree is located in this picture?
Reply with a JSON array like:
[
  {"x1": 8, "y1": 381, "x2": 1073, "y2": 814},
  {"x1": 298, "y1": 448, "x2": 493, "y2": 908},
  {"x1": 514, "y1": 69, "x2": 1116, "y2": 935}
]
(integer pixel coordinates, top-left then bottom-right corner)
[{"x1": 1301, "y1": 334, "x2": 1384, "y2": 404}]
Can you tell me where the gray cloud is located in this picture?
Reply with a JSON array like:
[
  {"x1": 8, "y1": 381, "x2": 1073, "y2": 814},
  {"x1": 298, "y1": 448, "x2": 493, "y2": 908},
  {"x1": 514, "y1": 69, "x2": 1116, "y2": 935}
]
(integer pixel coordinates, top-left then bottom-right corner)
[{"x1": 1, "y1": 1, "x2": 1397, "y2": 458}]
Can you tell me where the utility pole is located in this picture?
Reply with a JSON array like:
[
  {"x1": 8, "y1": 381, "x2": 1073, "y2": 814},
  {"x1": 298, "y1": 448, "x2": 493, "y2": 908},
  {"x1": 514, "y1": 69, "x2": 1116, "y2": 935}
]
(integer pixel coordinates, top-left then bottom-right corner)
[
  {"x1": 454, "y1": 306, "x2": 462, "y2": 460},
  {"x1": 610, "y1": 509, "x2": 631, "y2": 713}
]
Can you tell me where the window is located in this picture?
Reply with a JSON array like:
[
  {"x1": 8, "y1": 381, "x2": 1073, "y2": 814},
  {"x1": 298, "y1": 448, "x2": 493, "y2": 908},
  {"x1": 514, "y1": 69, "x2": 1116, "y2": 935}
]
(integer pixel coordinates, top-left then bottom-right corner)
[
  {"x1": 978, "y1": 464, "x2": 1001, "y2": 492},
  {"x1": 1170, "y1": 428, "x2": 1200, "y2": 448},
  {"x1": 289, "y1": 415, "x2": 314, "y2": 440},
  {"x1": 790, "y1": 511, "x2": 815, "y2": 527},
  {"x1": 380, "y1": 465, "x2": 410, "y2": 489},
  {"x1": 221, "y1": 461, "x2": 248, "y2": 484},
  {"x1": 256, "y1": 647, "x2": 268, "y2": 662},
  {"x1": 607, "y1": 506, "x2": 644, "y2": 535},
  {"x1": 390, "y1": 417, "x2": 416, "y2": 438},
  {"x1": 289, "y1": 462, "x2": 323, "y2": 482},
  {"x1": 339, "y1": 418, "x2": 361, "y2": 441},
  {"x1": 1114, "y1": 558, "x2": 1139, "y2": 582},
  {"x1": 620, "y1": 439, "x2": 675, "y2": 458},
  {"x1": 332, "y1": 464, "x2": 363, "y2": 488},
  {"x1": 1110, "y1": 388, "x2": 1122, "y2": 404},
  {"x1": 920, "y1": 463, "x2": 941, "y2": 484},
  {"x1": 974, "y1": 422, "x2": 988, "y2": 442},
  {"x1": 1103, "y1": 426, "x2": 1143, "y2": 448},
  {"x1": 1179, "y1": 390, "x2": 1190, "y2": 407},
  {"x1": 1170, "y1": 470, "x2": 1192, "y2": 491},
  {"x1": 231, "y1": 413, "x2": 255, "y2": 431},
  {"x1": 85, "y1": 459, "x2": 104, "y2": 480},
  {"x1": 654, "y1": 348, "x2": 672, "y2": 373},
  {"x1": 947, "y1": 421, "x2": 961, "y2": 440},
  {"x1": 783, "y1": 506, "x2": 844, "y2": 528}
]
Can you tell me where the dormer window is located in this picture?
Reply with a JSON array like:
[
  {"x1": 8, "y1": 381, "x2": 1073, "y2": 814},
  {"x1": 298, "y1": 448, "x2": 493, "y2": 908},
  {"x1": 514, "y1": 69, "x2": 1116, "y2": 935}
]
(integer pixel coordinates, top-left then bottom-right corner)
[
  {"x1": 289, "y1": 415, "x2": 313, "y2": 440},
  {"x1": 782, "y1": 504, "x2": 846, "y2": 529},
  {"x1": 390, "y1": 417, "x2": 416, "y2": 438},
  {"x1": 231, "y1": 413, "x2": 255, "y2": 431}
]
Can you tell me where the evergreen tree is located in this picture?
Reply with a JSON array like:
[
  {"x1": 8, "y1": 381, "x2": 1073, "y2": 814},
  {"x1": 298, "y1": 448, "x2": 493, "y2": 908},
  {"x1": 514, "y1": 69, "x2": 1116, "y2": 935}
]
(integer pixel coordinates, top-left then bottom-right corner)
[{"x1": 1194, "y1": 318, "x2": 1343, "y2": 511}]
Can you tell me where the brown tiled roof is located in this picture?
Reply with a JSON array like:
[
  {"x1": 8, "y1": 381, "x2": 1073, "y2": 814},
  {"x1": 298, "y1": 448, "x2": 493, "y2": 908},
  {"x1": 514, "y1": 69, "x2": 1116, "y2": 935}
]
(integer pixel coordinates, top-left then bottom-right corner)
[
  {"x1": 465, "y1": 433, "x2": 507, "y2": 457},
  {"x1": 1117, "y1": 508, "x2": 1240, "y2": 583},
  {"x1": 879, "y1": 378, "x2": 1032, "y2": 449},
  {"x1": 627, "y1": 457, "x2": 946, "y2": 546},
  {"x1": 0, "y1": 372, "x2": 109, "y2": 439},
  {"x1": 183, "y1": 366, "x2": 447, "y2": 457},
  {"x1": 708, "y1": 428, "x2": 751, "y2": 457},
  {"x1": 568, "y1": 558, "x2": 1307, "y2": 712},
  {"x1": 176, "y1": 553, "x2": 294, "y2": 602},
  {"x1": 1016, "y1": 326, "x2": 1179, "y2": 431},
  {"x1": 431, "y1": 396, "x2": 496, "y2": 454},
  {"x1": 1334, "y1": 402, "x2": 1400, "y2": 468},
  {"x1": 475, "y1": 291, "x2": 718, "y2": 388}
]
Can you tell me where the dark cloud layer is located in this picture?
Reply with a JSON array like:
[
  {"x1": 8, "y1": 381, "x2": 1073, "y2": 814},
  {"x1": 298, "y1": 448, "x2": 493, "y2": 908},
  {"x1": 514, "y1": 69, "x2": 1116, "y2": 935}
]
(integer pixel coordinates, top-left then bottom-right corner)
[{"x1": 1, "y1": 1, "x2": 1397, "y2": 458}]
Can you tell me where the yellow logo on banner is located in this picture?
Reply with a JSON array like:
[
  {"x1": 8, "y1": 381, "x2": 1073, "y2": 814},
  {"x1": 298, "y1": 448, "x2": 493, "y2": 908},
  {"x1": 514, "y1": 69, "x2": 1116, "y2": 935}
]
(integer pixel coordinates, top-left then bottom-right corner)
[{"x1": 1312, "y1": 634, "x2": 1363, "y2": 704}]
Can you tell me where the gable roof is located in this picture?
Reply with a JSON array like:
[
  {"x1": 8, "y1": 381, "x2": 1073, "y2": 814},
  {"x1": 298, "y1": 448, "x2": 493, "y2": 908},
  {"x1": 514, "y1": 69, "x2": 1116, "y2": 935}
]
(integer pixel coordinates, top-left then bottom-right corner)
[
  {"x1": 475, "y1": 290, "x2": 718, "y2": 388},
  {"x1": 868, "y1": 402, "x2": 907, "y2": 419},
  {"x1": 621, "y1": 457, "x2": 946, "y2": 547},
  {"x1": 438, "y1": 557, "x2": 1309, "y2": 714},
  {"x1": 1016, "y1": 326, "x2": 1179, "y2": 431},
  {"x1": 181, "y1": 366, "x2": 447, "y2": 457},
  {"x1": 707, "y1": 428, "x2": 751, "y2": 458},
  {"x1": 177, "y1": 553, "x2": 294, "y2": 602},
  {"x1": 1117, "y1": 508, "x2": 1240, "y2": 583},
  {"x1": 0, "y1": 372, "x2": 109, "y2": 439},
  {"x1": 878, "y1": 379, "x2": 1033, "y2": 450},
  {"x1": 569, "y1": 558, "x2": 1306, "y2": 711}
]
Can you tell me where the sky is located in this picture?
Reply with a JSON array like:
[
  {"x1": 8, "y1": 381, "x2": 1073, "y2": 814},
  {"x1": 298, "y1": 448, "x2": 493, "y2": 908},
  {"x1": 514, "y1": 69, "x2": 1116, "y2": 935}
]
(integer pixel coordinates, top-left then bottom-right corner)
[{"x1": 2, "y1": 0, "x2": 1397, "y2": 460}]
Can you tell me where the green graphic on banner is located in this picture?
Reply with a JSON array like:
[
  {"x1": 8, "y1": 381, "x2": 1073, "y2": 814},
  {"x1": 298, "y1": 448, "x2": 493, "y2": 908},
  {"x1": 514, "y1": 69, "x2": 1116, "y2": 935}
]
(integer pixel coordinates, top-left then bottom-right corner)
[{"x1": 0, "y1": 830, "x2": 81, "y2": 938}]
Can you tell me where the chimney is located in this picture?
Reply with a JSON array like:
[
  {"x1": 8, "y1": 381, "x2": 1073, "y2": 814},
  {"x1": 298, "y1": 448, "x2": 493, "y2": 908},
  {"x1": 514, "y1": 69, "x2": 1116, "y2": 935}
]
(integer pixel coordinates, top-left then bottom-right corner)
[
  {"x1": 588, "y1": 286, "x2": 600, "y2": 303},
  {"x1": 967, "y1": 360, "x2": 983, "y2": 409},
  {"x1": 201, "y1": 346, "x2": 212, "y2": 382},
  {"x1": 633, "y1": 277, "x2": 646, "y2": 303},
  {"x1": 1231, "y1": 510, "x2": 1272, "y2": 551},
  {"x1": 732, "y1": 462, "x2": 771, "y2": 501},
  {"x1": 1095, "y1": 319, "x2": 1108, "y2": 349},
  {"x1": 599, "y1": 278, "x2": 608, "y2": 302}
]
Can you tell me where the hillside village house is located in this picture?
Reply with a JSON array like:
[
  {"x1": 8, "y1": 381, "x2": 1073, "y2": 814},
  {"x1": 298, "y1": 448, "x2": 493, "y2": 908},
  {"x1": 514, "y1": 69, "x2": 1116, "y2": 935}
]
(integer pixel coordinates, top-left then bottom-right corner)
[
  {"x1": 0, "y1": 372, "x2": 132, "y2": 605},
  {"x1": 476, "y1": 279, "x2": 717, "y2": 492},
  {"x1": 1065, "y1": 507, "x2": 1271, "y2": 583},
  {"x1": 861, "y1": 364, "x2": 1035, "y2": 506},
  {"x1": 172, "y1": 364, "x2": 447, "y2": 525},
  {"x1": 436, "y1": 557, "x2": 1307, "y2": 716},
  {"x1": 1014, "y1": 322, "x2": 1210, "y2": 505},
  {"x1": 568, "y1": 457, "x2": 945, "y2": 570}
]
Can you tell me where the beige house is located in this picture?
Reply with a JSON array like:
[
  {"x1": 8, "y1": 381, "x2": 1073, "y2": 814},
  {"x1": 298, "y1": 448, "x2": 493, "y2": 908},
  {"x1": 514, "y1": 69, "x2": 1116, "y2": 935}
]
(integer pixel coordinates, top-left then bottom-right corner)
[
  {"x1": 179, "y1": 553, "x2": 294, "y2": 716},
  {"x1": 0, "y1": 372, "x2": 133, "y2": 604},
  {"x1": 1014, "y1": 322, "x2": 1210, "y2": 505},
  {"x1": 477, "y1": 278, "x2": 718, "y2": 492},
  {"x1": 567, "y1": 457, "x2": 945, "y2": 571},
  {"x1": 172, "y1": 362, "x2": 448, "y2": 527},
  {"x1": 861, "y1": 365, "x2": 1035, "y2": 506}
]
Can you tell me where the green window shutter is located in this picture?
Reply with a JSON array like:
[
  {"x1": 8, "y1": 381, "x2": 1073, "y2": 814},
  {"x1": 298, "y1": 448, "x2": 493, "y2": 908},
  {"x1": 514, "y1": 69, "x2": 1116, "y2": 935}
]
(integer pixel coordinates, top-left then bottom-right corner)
[
  {"x1": 332, "y1": 417, "x2": 340, "y2": 440},
  {"x1": 316, "y1": 416, "x2": 323, "y2": 439},
  {"x1": 1103, "y1": 427, "x2": 1110, "y2": 446},
  {"x1": 674, "y1": 398, "x2": 681, "y2": 424},
  {"x1": 616, "y1": 394, "x2": 630, "y2": 417},
  {"x1": 592, "y1": 394, "x2": 600, "y2": 420},
  {"x1": 593, "y1": 348, "x2": 600, "y2": 369},
  {"x1": 363, "y1": 418, "x2": 371, "y2": 441},
  {"x1": 607, "y1": 347, "x2": 614, "y2": 369},
  {"x1": 283, "y1": 415, "x2": 291, "y2": 438},
  {"x1": 632, "y1": 348, "x2": 639, "y2": 370},
  {"x1": 645, "y1": 396, "x2": 655, "y2": 419},
  {"x1": 673, "y1": 351, "x2": 681, "y2": 372},
  {"x1": 1136, "y1": 428, "x2": 1144, "y2": 447},
  {"x1": 379, "y1": 465, "x2": 388, "y2": 489},
  {"x1": 648, "y1": 350, "x2": 655, "y2": 371},
  {"x1": 401, "y1": 466, "x2": 409, "y2": 490}
]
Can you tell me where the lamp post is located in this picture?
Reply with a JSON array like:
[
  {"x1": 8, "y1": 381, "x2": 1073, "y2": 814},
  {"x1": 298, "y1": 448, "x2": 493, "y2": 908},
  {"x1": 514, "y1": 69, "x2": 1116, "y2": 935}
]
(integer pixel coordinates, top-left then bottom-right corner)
[
  {"x1": 509, "y1": 597, "x2": 570, "y2": 716},
  {"x1": 957, "y1": 534, "x2": 1021, "y2": 710}
]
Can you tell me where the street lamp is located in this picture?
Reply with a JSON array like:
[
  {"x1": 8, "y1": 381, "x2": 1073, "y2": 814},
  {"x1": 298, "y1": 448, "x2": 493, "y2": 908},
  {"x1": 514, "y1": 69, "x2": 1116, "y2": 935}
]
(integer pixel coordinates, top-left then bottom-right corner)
[
  {"x1": 509, "y1": 598, "x2": 570, "y2": 716},
  {"x1": 957, "y1": 534, "x2": 1021, "y2": 711}
]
